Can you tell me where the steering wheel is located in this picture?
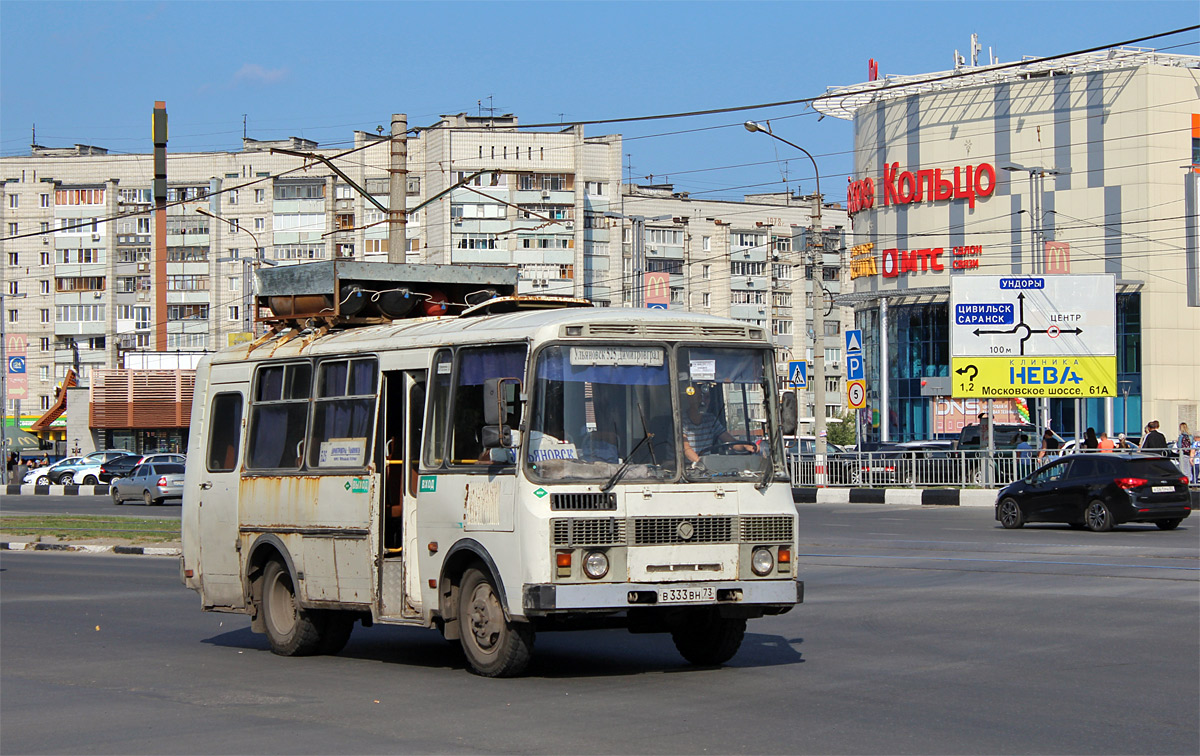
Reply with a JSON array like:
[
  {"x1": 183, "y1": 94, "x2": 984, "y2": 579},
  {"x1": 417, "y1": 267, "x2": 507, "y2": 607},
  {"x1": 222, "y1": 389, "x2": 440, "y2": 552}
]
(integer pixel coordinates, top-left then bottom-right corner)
[{"x1": 709, "y1": 441, "x2": 758, "y2": 456}]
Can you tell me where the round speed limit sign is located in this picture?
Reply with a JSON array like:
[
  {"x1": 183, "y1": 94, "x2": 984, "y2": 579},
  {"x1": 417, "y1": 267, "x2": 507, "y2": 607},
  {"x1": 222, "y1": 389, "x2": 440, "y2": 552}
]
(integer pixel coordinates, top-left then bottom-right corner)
[{"x1": 847, "y1": 379, "x2": 866, "y2": 409}]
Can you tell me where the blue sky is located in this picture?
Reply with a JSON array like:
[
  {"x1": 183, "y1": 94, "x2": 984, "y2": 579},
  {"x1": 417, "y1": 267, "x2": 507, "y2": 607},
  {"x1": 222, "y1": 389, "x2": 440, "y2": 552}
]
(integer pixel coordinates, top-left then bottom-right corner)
[{"x1": 2, "y1": 2, "x2": 1196, "y2": 200}]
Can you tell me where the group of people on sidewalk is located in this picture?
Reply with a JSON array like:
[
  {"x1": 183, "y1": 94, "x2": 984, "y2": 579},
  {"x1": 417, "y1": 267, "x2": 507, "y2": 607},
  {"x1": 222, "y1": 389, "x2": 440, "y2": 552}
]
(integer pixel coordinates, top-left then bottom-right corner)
[{"x1": 1006, "y1": 419, "x2": 1199, "y2": 480}]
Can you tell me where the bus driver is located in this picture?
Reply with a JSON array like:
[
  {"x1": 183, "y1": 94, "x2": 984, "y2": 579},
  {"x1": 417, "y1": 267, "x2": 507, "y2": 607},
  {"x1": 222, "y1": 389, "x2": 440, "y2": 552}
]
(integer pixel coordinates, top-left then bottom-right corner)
[{"x1": 681, "y1": 384, "x2": 756, "y2": 465}]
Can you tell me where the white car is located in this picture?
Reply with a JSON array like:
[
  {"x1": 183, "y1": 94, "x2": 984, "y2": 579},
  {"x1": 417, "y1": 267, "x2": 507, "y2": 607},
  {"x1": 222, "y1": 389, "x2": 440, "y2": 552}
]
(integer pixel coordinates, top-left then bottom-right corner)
[{"x1": 72, "y1": 453, "x2": 184, "y2": 485}]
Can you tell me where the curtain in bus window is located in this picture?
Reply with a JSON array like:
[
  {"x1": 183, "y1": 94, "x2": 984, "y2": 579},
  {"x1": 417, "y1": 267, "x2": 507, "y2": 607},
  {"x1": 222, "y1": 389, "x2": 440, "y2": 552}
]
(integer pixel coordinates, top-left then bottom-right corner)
[
  {"x1": 682, "y1": 347, "x2": 764, "y2": 383},
  {"x1": 248, "y1": 404, "x2": 309, "y2": 469}
]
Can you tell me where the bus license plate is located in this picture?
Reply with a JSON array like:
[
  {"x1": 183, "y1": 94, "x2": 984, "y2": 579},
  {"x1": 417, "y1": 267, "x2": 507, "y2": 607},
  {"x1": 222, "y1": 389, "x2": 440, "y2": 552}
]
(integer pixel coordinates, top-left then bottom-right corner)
[{"x1": 658, "y1": 586, "x2": 716, "y2": 604}]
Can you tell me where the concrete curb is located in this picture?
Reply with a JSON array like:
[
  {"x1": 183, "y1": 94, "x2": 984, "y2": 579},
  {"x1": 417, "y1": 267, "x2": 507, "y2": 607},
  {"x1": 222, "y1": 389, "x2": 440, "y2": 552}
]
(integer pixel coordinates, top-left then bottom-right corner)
[
  {"x1": 0, "y1": 540, "x2": 180, "y2": 556},
  {"x1": 5, "y1": 484, "x2": 111, "y2": 496},
  {"x1": 794, "y1": 487, "x2": 997, "y2": 507}
]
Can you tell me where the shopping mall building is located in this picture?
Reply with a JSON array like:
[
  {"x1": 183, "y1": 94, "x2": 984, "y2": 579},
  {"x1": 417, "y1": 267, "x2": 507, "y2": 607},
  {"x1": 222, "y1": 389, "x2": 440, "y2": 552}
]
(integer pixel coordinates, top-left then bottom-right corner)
[{"x1": 817, "y1": 46, "x2": 1200, "y2": 443}]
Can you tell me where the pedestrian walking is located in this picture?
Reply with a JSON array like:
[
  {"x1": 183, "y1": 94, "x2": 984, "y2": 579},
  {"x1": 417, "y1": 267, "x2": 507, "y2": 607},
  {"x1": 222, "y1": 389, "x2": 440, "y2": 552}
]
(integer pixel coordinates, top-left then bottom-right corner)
[
  {"x1": 1098, "y1": 432, "x2": 1116, "y2": 452},
  {"x1": 1037, "y1": 429, "x2": 1061, "y2": 461},
  {"x1": 1140, "y1": 421, "x2": 1167, "y2": 454},
  {"x1": 6, "y1": 451, "x2": 17, "y2": 485},
  {"x1": 1015, "y1": 434, "x2": 1034, "y2": 476},
  {"x1": 1083, "y1": 427, "x2": 1098, "y2": 450},
  {"x1": 1178, "y1": 423, "x2": 1193, "y2": 476}
]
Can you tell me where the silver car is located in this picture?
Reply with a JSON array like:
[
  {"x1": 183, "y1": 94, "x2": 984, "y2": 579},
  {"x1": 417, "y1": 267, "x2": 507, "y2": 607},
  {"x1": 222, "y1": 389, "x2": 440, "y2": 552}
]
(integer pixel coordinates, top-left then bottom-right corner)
[{"x1": 112, "y1": 462, "x2": 186, "y2": 506}]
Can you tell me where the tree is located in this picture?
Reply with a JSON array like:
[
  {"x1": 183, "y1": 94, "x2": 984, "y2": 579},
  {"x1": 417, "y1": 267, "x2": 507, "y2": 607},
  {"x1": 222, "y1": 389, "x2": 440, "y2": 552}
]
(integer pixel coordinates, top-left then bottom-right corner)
[{"x1": 827, "y1": 410, "x2": 857, "y2": 447}]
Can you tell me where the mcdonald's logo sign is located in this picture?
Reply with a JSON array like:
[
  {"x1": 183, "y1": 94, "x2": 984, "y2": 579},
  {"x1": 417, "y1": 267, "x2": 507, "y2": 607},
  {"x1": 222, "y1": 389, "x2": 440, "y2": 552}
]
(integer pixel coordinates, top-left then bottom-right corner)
[
  {"x1": 1044, "y1": 241, "x2": 1070, "y2": 274},
  {"x1": 644, "y1": 271, "x2": 670, "y2": 308}
]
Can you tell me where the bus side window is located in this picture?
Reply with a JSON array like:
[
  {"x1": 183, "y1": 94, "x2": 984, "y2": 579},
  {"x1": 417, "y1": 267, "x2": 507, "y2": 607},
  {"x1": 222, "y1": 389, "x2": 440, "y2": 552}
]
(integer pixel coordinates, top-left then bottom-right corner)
[
  {"x1": 450, "y1": 344, "x2": 527, "y2": 466},
  {"x1": 206, "y1": 393, "x2": 244, "y2": 472},
  {"x1": 422, "y1": 350, "x2": 452, "y2": 469},
  {"x1": 308, "y1": 357, "x2": 378, "y2": 469},
  {"x1": 246, "y1": 362, "x2": 312, "y2": 470}
]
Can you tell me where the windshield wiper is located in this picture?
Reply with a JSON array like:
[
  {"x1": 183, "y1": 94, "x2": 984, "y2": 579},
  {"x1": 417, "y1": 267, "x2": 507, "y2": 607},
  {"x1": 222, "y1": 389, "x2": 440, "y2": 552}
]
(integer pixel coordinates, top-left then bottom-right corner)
[{"x1": 601, "y1": 405, "x2": 654, "y2": 492}]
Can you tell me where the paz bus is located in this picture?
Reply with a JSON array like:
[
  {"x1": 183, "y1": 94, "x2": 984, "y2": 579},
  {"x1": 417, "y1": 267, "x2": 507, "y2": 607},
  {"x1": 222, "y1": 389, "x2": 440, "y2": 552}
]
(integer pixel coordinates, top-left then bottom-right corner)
[{"x1": 181, "y1": 262, "x2": 802, "y2": 676}]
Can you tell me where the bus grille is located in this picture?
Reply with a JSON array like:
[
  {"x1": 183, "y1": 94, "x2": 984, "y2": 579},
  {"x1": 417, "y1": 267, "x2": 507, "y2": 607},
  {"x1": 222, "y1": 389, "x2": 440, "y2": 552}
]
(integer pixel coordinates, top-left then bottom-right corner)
[
  {"x1": 551, "y1": 492, "x2": 617, "y2": 511},
  {"x1": 740, "y1": 515, "x2": 794, "y2": 543},
  {"x1": 552, "y1": 518, "x2": 626, "y2": 547},
  {"x1": 633, "y1": 516, "x2": 734, "y2": 545}
]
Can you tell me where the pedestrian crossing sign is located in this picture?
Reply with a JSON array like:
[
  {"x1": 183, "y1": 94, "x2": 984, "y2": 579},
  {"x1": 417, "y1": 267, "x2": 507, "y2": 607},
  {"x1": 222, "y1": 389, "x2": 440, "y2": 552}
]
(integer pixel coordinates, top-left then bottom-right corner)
[{"x1": 788, "y1": 360, "x2": 807, "y2": 388}]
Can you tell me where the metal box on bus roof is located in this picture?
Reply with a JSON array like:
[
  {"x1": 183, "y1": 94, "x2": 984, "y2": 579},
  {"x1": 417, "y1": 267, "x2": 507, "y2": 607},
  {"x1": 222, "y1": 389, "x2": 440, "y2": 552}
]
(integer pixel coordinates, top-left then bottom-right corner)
[{"x1": 254, "y1": 260, "x2": 519, "y2": 325}]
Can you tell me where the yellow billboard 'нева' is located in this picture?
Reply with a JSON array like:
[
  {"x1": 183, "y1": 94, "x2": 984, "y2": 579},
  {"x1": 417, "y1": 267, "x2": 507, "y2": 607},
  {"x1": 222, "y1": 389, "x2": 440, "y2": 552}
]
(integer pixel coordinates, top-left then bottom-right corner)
[{"x1": 951, "y1": 356, "x2": 1117, "y2": 398}]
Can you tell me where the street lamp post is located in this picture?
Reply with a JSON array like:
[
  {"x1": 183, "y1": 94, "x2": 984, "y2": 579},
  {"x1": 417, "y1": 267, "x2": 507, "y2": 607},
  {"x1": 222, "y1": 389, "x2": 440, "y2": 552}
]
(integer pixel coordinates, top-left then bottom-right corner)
[
  {"x1": 745, "y1": 121, "x2": 828, "y2": 484},
  {"x1": 196, "y1": 207, "x2": 271, "y2": 337}
]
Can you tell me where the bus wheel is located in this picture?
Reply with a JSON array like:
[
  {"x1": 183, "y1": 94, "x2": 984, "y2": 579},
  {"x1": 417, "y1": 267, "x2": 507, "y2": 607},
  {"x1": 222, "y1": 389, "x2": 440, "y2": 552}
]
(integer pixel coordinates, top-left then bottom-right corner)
[
  {"x1": 261, "y1": 560, "x2": 323, "y2": 656},
  {"x1": 671, "y1": 608, "x2": 746, "y2": 666},
  {"x1": 458, "y1": 567, "x2": 533, "y2": 677}
]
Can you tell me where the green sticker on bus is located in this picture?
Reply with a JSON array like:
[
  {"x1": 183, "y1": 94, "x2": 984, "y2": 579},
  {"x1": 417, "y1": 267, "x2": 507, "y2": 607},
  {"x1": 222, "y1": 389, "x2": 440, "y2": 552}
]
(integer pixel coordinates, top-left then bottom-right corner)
[
  {"x1": 419, "y1": 476, "x2": 437, "y2": 493},
  {"x1": 349, "y1": 477, "x2": 369, "y2": 494}
]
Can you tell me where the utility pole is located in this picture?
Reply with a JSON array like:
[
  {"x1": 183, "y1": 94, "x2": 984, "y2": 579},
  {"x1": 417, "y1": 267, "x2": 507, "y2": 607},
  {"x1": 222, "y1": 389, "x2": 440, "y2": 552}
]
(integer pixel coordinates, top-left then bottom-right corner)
[
  {"x1": 152, "y1": 102, "x2": 168, "y2": 351},
  {"x1": 388, "y1": 114, "x2": 408, "y2": 263}
]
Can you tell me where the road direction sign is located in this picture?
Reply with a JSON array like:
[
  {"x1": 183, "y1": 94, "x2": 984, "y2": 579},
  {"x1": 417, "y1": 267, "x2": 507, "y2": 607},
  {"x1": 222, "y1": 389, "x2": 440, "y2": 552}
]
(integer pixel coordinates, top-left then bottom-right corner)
[
  {"x1": 949, "y1": 275, "x2": 1116, "y2": 398},
  {"x1": 788, "y1": 360, "x2": 807, "y2": 388},
  {"x1": 845, "y1": 329, "x2": 863, "y2": 354},
  {"x1": 846, "y1": 353, "x2": 864, "y2": 381},
  {"x1": 847, "y1": 379, "x2": 866, "y2": 409}
]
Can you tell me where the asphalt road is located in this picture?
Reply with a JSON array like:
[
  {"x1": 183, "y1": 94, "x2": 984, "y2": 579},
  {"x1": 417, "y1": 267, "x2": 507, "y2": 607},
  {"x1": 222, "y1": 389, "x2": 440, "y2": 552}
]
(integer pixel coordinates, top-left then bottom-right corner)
[
  {"x1": 2, "y1": 503, "x2": 1197, "y2": 755},
  {"x1": 0, "y1": 494, "x2": 180, "y2": 519}
]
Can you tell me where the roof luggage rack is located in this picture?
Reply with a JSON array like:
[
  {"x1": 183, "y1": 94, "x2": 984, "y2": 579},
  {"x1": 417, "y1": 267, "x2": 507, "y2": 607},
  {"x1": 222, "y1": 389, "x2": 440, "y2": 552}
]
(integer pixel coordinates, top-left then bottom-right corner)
[{"x1": 254, "y1": 260, "x2": 524, "y2": 328}]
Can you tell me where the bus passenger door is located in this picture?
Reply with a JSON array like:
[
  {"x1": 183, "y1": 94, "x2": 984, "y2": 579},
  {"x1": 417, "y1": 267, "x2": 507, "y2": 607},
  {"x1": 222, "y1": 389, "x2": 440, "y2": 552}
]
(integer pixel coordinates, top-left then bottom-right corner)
[
  {"x1": 379, "y1": 370, "x2": 425, "y2": 620},
  {"x1": 194, "y1": 388, "x2": 247, "y2": 608}
]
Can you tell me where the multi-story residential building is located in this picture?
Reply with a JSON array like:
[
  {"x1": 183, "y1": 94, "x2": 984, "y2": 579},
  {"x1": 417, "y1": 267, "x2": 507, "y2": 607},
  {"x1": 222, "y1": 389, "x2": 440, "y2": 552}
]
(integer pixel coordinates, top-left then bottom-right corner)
[{"x1": 1, "y1": 113, "x2": 848, "y2": 453}]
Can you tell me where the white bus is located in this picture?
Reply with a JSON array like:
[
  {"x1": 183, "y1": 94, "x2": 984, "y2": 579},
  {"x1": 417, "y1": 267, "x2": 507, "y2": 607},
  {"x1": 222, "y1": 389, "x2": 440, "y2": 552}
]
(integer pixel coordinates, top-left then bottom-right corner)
[{"x1": 182, "y1": 296, "x2": 802, "y2": 676}]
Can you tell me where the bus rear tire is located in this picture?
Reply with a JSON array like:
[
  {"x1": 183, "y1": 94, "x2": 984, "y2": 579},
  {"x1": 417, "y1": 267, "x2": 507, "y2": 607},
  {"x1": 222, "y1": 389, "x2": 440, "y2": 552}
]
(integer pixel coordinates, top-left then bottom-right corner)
[
  {"x1": 261, "y1": 560, "x2": 323, "y2": 656},
  {"x1": 458, "y1": 567, "x2": 533, "y2": 677},
  {"x1": 671, "y1": 609, "x2": 746, "y2": 666}
]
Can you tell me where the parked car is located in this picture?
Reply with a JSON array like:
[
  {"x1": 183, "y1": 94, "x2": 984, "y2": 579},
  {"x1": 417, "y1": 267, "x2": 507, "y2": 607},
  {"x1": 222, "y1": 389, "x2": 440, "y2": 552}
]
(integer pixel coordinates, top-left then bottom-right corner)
[
  {"x1": 871, "y1": 440, "x2": 956, "y2": 484},
  {"x1": 785, "y1": 436, "x2": 859, "y2": 484},
  {"x1": 73, "y1": 453, "x2": 185, "y2": 484},
  {"x1": 995, "y1": 453, "x2": 1192, "y2": 532},
  {"x1": 111, "y1": 462, "x2": 186, "y2": 506},
  {"x1": 23, "y1": 456, "x2": 87, "y2": 486}
]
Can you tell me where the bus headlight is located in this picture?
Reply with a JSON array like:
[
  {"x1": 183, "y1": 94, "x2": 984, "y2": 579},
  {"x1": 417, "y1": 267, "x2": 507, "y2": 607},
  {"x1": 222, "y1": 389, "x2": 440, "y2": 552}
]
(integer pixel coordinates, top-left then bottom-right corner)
[
  {"x1": 751, "y1": 547, "x2": 774, "y2": 576},
  {"x1": 583, "y1": 550, "x2": 610, "y2": 579}
]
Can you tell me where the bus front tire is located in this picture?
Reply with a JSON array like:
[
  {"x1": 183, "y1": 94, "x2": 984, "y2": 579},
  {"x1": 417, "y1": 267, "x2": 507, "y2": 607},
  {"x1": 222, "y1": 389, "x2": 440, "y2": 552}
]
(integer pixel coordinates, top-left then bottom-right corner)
[
  {"x1": 261, "y1": 560, "x2": 324, "y2": 656},
  {"x1": 671, "y1": 609, "x2": 746, "y2": 666},
  {"x1": 458, "y1": 567, "x2": 533, "y2": 677}
]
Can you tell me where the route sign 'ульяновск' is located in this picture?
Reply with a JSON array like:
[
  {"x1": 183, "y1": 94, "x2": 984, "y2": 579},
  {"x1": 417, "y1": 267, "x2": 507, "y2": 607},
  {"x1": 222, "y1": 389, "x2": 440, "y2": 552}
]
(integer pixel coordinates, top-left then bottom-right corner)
[{"x1": 949, "y1": 275, "x2": 1116, "y2": 398}]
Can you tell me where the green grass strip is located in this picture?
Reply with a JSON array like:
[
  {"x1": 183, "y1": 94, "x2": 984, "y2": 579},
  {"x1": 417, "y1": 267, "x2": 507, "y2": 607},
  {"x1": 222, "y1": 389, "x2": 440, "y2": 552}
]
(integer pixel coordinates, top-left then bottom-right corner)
[{"x1": 0, "y1": 516, "x2": 180, "y2": 543}]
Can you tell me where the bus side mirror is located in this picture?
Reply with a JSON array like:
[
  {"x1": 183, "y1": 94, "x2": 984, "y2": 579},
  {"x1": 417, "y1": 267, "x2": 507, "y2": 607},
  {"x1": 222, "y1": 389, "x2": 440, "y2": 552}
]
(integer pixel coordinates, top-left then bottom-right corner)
[
  {"x1": 484, "y1": 377, "x2": 521, "y2": 425},
  {"x1": 780, "y1": 392, "x2": 798, "y2": 436}
]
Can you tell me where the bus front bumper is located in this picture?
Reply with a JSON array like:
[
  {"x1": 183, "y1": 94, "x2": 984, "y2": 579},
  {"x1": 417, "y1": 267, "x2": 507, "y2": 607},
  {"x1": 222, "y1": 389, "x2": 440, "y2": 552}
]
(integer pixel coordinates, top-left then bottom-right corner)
[{"x1": 522, "y1": 579, "x2": 802, "y2": 615}]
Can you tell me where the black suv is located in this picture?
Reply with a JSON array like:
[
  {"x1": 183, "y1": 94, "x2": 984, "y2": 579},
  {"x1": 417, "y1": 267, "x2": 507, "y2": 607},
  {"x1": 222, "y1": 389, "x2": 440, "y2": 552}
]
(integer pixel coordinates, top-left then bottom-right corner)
[
  {"x1": 995, "y1": 453, "x2": 1192, "y2": 531},
  {"x1": 956, "y1": 423, "x2": 1052, "y2": 449}
]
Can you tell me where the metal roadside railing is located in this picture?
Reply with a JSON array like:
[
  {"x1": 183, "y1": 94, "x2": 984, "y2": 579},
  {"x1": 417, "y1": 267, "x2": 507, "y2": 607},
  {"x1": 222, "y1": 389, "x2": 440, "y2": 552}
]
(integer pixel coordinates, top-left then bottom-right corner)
[{"x1": 785, "y1": 448, "x2": 1200, "y2": 489}]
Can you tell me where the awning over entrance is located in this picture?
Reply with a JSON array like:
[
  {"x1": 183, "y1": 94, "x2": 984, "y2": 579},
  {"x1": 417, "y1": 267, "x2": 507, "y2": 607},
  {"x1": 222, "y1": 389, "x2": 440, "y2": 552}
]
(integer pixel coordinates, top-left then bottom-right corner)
[{"x1": 30, "y1": 368, "x2": 76, "y2": 433}]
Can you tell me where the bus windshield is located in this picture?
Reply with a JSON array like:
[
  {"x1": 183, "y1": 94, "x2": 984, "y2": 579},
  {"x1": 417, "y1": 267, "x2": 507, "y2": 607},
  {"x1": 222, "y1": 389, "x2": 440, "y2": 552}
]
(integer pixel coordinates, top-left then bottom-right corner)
[
  {"x1": 676, "y1": 346, "x2": 777, "y2": 482},
  {"x1": 527, "y1": 344, "x2": 676, "y2": 483},
  {"x1": 526, "y1": 343, "x2": 780, "y2": 484}
]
